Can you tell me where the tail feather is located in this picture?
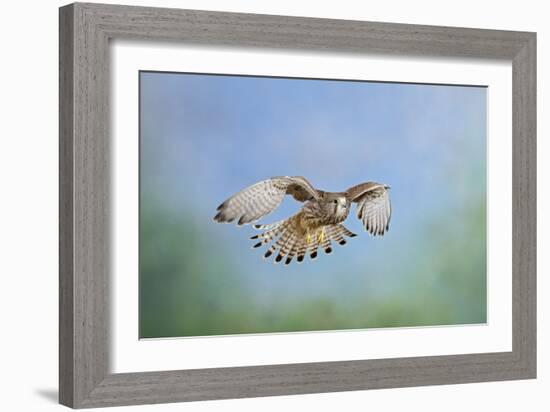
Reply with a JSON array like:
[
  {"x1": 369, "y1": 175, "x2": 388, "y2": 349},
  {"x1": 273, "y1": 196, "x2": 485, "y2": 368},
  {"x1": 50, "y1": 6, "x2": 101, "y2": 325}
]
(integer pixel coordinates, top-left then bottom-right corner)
[
  {"x1": 340, "y1": 225, "x2": 357, "y2": 238},
  {"x1": 308, "y1": 236, "x2": 320, "y2": 260},
  {"x1": 250, "y1": 221, "x2": 290, "y2": 249},
  {"x1": 296, "y1": 237, "x2": 309, "y2": 263},
  {"x1": 281, "y1": 232, "x2": 298, "y2": 257},
  {"x1": 251, "y1": 224, "x2": 285, "y2": 240},
  {"x1": 253, "y1": 219, "x2": 286, "y2": 231},
  {"x1": 327, "y1": 225, "x2": 354, "y2": 245},
  {"x1": 320, "y1": 229, "x2": 332, "y2": 254},
  {"x1": 272, "y1": 229, "x2": 295, "y2": 264},
  {"x1": 273, "y1": 231, "x2": 298, "y2": 264},
  {"x1": 284, "y1": 234, "x2": 300, "y2": 265},
  {"x1": 250, "y1": 219, "x2": 357, "y2": 264}
]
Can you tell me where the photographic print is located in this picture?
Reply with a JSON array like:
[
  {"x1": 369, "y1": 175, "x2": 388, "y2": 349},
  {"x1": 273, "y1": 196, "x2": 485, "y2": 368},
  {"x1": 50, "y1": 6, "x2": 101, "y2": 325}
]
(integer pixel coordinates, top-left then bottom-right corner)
[{"x1": 139, "y1": 71, "x2": 487, "y2": 339}]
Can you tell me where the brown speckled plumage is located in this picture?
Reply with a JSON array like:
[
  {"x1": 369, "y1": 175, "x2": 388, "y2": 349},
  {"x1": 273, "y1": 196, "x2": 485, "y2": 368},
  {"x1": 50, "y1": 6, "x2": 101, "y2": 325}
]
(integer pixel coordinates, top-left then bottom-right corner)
[{"x1": 214, "y1": 176, "x2": 391, "y2": 264}]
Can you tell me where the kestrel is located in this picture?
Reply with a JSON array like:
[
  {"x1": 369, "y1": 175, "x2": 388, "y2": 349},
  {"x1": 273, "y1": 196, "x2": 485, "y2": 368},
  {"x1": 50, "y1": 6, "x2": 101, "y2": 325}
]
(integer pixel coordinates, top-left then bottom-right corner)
[{"x1": 213, "y1": 176, "x2": 391, "y2": 264}]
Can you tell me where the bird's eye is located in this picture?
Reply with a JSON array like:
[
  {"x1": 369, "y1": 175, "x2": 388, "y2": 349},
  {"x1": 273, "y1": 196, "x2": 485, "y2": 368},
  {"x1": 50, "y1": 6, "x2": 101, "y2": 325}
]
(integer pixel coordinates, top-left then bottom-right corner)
[{"x1": 333, "y1": 200, "x2": 338, "y2": 204}]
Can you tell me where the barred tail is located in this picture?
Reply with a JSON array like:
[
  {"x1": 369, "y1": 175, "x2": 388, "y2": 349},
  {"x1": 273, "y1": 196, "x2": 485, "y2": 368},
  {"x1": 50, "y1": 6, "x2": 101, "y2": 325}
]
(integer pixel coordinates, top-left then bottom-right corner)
[
  {"x1": 251, "y1": 219, "x2": 357, "y2": 265},
  {"x1": 298, "y1": 224, "x2": 357, "y2": 262},
  {"x1": 252, "y1": 219, "x2": 287, "y2": 231}
]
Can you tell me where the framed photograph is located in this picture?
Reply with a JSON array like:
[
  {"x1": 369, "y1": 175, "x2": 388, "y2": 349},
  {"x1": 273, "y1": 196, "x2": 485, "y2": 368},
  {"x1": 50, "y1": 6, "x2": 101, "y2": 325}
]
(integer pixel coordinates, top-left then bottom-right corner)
[{"x1": 59, "y1": 2, "x2": 536, "y2": 408}]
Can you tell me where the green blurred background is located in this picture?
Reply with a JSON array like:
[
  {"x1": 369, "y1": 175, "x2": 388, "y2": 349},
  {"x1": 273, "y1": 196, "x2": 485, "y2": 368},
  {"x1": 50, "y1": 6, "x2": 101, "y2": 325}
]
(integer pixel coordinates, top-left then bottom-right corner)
[{"x1": 139, "y1": 72, "x2": 487, "y2": 338}]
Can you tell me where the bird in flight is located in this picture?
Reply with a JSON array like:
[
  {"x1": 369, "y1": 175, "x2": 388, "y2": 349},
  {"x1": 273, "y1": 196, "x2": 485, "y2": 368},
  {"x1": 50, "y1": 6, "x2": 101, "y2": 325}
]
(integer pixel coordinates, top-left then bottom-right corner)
[{"x1": 214, "y1": 176, "x2": 391, "y2": 264}]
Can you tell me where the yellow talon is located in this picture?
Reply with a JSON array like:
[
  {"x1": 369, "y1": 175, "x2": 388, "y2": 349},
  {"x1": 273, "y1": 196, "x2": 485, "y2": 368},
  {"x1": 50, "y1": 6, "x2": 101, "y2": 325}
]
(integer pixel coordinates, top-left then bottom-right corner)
[
  {"x1": 318, "y1": 228, "x2": 326, "y2": 243},
  {"x1": 306, "y1": 229, "x2": 326, "y2": 244}
]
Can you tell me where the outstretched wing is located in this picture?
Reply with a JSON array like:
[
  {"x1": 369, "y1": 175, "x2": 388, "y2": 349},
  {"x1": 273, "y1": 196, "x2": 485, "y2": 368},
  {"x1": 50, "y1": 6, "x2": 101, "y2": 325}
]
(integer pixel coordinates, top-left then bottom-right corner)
[
  {"x1": 214, "y1": 176, "x2": 319, "y2": 225},
  {"x1": 346, "y1": 182, "x2": 391, "y2": 236}
]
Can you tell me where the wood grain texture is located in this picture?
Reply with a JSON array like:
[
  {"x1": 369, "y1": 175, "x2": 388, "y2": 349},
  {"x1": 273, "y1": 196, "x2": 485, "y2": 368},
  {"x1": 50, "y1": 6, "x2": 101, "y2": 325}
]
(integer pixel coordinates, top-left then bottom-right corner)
[
  {"x1": 58, "y1": 2, "x2": 537, "y2": 408},
  {"x1": 60, "y1": 3, "x2": 110, "y2": 407},
  {"x1": 59, "y1": 4, "x2": 74, "y2": 406},
  {"x1": 512, "y1": 35, "x2": 537, "y2": 374}
]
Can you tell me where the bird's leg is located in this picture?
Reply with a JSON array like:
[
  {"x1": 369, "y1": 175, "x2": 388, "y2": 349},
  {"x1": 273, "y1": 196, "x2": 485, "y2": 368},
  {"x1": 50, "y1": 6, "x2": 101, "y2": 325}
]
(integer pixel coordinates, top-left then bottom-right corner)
[
  {"x1": 318, "y1": 227, "x2": 326, "y2": 243},
  {"x1": 306, "y1": 228, "x2": 313, "y2": 244}
]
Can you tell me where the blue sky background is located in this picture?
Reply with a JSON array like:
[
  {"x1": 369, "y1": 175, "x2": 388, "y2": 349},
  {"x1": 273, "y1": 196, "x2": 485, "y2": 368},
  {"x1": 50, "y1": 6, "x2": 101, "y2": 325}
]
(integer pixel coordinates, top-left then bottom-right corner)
[{"x1": 139, "y1": 71, "x2": 487, "y2": 338}]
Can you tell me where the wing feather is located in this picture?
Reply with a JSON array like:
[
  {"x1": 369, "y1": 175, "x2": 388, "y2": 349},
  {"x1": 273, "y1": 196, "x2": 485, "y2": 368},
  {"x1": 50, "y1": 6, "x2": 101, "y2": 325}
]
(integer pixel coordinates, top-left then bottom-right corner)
[
  {"x1": 214, "y1": 176, "x2": 319, "y2": 225},
  {"x1": 346, "y1": 182, "x2": 391, "y2": 236}
]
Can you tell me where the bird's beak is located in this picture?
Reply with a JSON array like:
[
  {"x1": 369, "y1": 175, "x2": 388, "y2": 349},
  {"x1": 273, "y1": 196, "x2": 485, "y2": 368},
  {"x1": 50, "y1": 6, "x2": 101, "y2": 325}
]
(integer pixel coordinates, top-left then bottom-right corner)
[{"x1": 384, "y1": 184, "x2": 391, "y2": 189}]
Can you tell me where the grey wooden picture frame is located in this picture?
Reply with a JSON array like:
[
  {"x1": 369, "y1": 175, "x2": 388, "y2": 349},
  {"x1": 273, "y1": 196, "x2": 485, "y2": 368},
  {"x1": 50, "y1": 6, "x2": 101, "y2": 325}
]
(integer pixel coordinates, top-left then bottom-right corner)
[{"x1": 59, "y1": 2, "x2": 536, "y2": 409}]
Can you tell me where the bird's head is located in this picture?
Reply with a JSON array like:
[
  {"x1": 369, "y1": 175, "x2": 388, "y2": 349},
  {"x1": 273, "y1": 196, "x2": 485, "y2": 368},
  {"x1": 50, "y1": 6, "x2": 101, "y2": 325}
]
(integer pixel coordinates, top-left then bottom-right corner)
[{"x1": 324, "y1": 194, "x2": 349, "y2": 218}]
